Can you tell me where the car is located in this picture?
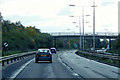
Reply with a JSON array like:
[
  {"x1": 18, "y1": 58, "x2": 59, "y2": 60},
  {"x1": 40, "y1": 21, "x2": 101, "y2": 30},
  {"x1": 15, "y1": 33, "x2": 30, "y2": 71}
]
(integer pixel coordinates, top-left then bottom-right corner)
[
  {"x1": 50, "y1": 48, "x2": 56, "y2": 54},
  {"x1": 35, "y1": 49, "x2": 52, "y2": 63},
  {"x1": 96, "y1": 48, "x2": 106, "y2": 54},
  {"x1": 104, "y1": 52, "x2": 112, "y2": 55}
]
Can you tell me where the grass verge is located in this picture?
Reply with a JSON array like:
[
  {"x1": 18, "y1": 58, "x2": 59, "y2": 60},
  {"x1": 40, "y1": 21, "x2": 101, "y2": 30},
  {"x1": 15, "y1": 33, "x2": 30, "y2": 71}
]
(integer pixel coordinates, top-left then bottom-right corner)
[{"x1": 75, "y1": 51, "x2": 120, "y2": 68}]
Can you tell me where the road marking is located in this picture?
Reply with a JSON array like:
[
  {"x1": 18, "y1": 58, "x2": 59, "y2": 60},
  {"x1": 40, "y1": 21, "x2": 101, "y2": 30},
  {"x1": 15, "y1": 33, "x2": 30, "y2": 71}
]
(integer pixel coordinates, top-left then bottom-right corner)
[
  {"x1": 10, "y1": 58, "x2": 34, "y2": 78},
  {"x1": 58, "y1": 54, "x2": 84, "y2": 79},
  {"x1": 72, "y1": 73, "x2": 79, "y2": 77},
  {"x1": 90, "y1": 60, "x2": 118, "y2": 69},
  {"x1": 75, "y1": 51, "x2": 118, "y2": 69}
]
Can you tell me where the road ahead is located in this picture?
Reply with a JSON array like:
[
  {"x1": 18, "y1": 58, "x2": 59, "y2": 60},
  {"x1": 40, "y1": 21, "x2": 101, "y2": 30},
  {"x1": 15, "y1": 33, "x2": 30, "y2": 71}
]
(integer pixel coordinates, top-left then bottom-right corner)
[
  {"x1": 15, "y1": 51, "x2": 79, "y2": 78},
  {"x1": 2, "y1": 50, "x2": 119, "y2": 79}
]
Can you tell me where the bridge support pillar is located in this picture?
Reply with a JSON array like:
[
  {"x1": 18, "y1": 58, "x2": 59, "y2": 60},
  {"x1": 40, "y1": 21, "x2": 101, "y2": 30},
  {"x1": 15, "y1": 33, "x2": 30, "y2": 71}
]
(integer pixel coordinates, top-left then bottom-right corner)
[
  {"x1": 63, "y1": 39, "x2": 65, "y2": 48},
  {"x1": 54, "y1": 38, "x2": 57, "y2": 49},
  {"x1": 69, "y1": 38, "x2": 71, "y2": 49},
  {"x1": 109, "y1": 38, "x2": 112, "y2": 50},
  {"x1": 74, "y1": 38, "x2": 75, "y2": 49}
]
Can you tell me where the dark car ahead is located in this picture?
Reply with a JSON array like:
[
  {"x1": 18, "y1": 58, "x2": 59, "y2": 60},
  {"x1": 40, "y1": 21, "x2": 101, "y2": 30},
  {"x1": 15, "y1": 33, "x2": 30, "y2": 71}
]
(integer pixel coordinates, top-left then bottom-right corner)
[
  {"x1": 35, "y1": 49, "x2": 52, "y2": 63},
  {"x1": 50, "y1": 48, "x2": 56, "y2": 54}
]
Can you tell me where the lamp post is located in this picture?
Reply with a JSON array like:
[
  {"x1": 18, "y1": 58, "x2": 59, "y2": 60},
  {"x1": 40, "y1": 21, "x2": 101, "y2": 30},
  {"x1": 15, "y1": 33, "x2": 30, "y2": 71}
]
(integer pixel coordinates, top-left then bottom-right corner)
[
  {"x1": 69, "y1": 4, "x2": 91, "y2": 51},
  {"x1": 0, "y1": 12, "x2": 2, "y2": 54},
  {"x1": 66, "y1": 29, "x2": 71, "y2": 49},
  {"x1": 0, "y1": 12, "x2": 2, "y2": 28},
  {"x1": 70, "y1": 16, "x2": 82, "y2": 50},
  {"x1": 69, "y1": 4, "x2": 83, "y2": 51},
  {"x1": 91, "y1": 0, "x2": 97, "y2": 51},
  {"x1": 79, "y1": 16, "x2": 82, "y2": 50},
  {"x1": 82, "y1": 10, "x2": 90, "y2": 51},
  {"x1": 69, "y1": 5, "x2": 90, "y2": 51},
  {"x1": 0, "y1": 12, "x2": 2, "y2": 22},
  {"x1": 82, "y1": 7, "x2": 85, "y2": 51}
]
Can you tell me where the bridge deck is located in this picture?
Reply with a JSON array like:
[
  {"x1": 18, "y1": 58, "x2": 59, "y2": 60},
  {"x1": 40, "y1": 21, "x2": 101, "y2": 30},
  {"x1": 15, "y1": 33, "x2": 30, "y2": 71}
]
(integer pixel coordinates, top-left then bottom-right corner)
[{"x1": 49, "y1": 32, "x2": 118, "y2": 39}]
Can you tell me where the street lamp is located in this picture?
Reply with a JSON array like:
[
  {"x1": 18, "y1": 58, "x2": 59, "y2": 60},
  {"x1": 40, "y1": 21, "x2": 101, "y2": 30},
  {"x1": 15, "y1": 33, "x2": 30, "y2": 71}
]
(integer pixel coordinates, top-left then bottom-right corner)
[
  {"x1": 66, "y1": 29, "x2": 71, "y2": 49},
  {"x1": 69, "y1": 16, "x2": 74, "y2": 17},
  {"x1": 86, "y1": 15, "x2": 90, "y2": 17},
  {"x1": 70, "y1": 16, "x2": 82, "y2": 50},
  {"x1": 75, "y1": 26, "x2": 79, "y2": 27},
  {"x1": 81, "y1": 7, "x2": 85, "y2": 51},
  {"x1": 82, "y1": 12, "x2": 91, "y2": 51},
  {"x1": 69, "y1": 4, "x2": 90, "y2": 51},
  {"x1": 69, "y1": 4, "x2": 83, "y2": 51},
  {"x1": 0, "y1": 12, "x2": 2, "y2": 56},
  {"x1": 72, "y1": 22, "x2": 77, "y2": 24},
  {"x1": 67, "y1": 29, "x2": 70, "y2": 31},
  {"x1": 91, "y1": 0, "x2": 97, "y2": 51},
  {"x1": 69, "y1": 4, "x2": 75, "y2": 6},
  {"x1": 85, "y1": 21, "x2": 89, "y2": 23}
]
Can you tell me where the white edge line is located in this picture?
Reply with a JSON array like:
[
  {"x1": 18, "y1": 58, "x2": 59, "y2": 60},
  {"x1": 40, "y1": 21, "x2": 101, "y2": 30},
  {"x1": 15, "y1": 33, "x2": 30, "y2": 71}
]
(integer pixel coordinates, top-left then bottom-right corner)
[
  {"x1": 91, "y1": 60, "x2": 119, "y2": 69},
  {"x1": 75, "y1": 51, "x2": 119, "y2": 69},
  {"x1": 58, "y1": 54, "x2": 80, "y2": 77},
  {"x1": 10, "y1": 58, "x2": 34, "y2": 78}
]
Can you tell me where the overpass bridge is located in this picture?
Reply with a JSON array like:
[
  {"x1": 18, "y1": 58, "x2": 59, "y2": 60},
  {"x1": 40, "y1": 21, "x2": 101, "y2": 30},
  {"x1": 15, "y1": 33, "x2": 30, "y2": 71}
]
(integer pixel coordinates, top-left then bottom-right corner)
[
  {"x1": 48, "y1": 32, "x2": 118, "y2": 49},
  {"x1": 49, "y1": 32, "x2": 118, "y2": 39}
]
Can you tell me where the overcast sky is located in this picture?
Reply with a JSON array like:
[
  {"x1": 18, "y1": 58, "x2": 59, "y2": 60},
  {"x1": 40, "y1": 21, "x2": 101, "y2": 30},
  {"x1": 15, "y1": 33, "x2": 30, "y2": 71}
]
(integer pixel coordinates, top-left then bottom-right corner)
[{"x1": 0, "y1": 0, "x2": 119, "y2": 33}]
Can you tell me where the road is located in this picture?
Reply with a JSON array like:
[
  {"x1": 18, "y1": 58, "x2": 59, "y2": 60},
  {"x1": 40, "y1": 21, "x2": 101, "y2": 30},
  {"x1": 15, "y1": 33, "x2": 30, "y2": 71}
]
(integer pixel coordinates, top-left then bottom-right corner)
[
  {"x1": 2, "y1": 50, "x2": 119, "y2": 79},
  {"x1": 59, "y1": 50, "x2": 119, "y2": 79},
  {"x1": 15, "y1": 51, "x2": 79, "y2": 78}
]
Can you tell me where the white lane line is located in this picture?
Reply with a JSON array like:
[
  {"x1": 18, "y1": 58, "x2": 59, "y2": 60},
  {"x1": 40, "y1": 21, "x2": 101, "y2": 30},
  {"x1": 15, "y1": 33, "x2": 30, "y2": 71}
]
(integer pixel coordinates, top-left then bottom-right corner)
[
  {"x1": 10, "y1": 58, "x2": 34, "y2": 78},
  {"x1": 72, "y1": 73, "x2": 79, "y2": 77},
  {"x1": 58, "y1": 53, "x2": 84, "y2": 78}
]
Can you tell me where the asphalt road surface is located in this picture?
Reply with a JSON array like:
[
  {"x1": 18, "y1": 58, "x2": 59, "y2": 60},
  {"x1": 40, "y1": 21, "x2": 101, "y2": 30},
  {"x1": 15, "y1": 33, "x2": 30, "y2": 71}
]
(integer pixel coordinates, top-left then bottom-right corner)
[
  {"x1": 58, "y1": 50, "x2": 119, "y2": 79},
  {"x1": 2, "y1": 50, "x2": 120, "y2": 79},
  {"x1": 15, "y1": 51, "x2": 80, "y2": 78}
]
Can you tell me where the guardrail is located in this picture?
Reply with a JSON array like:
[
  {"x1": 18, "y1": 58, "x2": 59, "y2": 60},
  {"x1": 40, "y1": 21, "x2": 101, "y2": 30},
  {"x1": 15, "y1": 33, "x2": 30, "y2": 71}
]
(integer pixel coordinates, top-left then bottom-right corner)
[
  {"x1": 0, "y1": 51, "x2": 36, "y2": 66},
  {"x1": 78, "y1": 51, "x2": 119, "y2": 61}
]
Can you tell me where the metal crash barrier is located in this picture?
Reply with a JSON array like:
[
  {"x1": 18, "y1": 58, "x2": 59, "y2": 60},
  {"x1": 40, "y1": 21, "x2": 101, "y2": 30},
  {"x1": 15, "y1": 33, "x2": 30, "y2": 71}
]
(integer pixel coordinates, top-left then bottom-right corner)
[{"x1": 0, "y1": 51, "x2": 36, "y2": 66}]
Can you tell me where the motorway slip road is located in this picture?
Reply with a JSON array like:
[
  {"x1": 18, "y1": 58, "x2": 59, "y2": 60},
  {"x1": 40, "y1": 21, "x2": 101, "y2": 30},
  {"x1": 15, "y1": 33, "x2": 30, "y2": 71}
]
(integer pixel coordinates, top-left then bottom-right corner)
[{"x1": 2, "y1": 50, "x2": 120, "y2": 79}]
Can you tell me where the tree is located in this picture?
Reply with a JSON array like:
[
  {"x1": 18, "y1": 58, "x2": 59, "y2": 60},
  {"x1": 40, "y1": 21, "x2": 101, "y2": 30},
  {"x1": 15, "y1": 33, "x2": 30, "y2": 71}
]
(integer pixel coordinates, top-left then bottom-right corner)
[
  {"x1": 2, "y1": 20, "x2": 53, "y2": 56},
  {"x1": 113, "y1": 34, "x2": 120, "y2": 54},
  {"x1": 118, "y1": 34, "x2": 120, "y2": 54},
  {"x1": 100, "y1": 39, "x2": 108, "y2": 48}
]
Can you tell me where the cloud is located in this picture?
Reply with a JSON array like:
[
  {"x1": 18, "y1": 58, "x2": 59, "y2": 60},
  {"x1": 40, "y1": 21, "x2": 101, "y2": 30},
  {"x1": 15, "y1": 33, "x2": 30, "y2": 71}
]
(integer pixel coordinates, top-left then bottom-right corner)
[
  {"x1": 89, "y1": 0, "x2": 118, "y2": 32},
  {"x1": 0, "y1": 0, "x2": 9, "y2": 5},
  {"x1": 57, "y1": 6, "x2": 72, "y2": 16},
  {"x1": 101, "y1": 1, "x2": 114, "y2": 6},
  {"x1": 3, "y1": 15, "x2": 45, "y2": 25},
  {"x1": 0, "y1": 0, "x2": 119, "y2": 33},
  {"x1": 0, "y1": 0, "x2": 70, "y2": 17}
]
